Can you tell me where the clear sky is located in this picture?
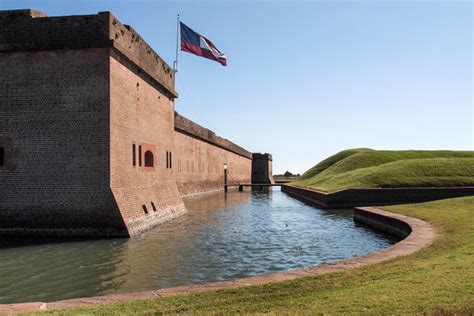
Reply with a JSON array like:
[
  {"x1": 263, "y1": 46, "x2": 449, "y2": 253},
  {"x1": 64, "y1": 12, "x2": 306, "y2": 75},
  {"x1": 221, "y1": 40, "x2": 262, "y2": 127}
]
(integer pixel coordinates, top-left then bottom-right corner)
[{"x1": 2, "y1": 0, "x2": 472, "y2": 174}]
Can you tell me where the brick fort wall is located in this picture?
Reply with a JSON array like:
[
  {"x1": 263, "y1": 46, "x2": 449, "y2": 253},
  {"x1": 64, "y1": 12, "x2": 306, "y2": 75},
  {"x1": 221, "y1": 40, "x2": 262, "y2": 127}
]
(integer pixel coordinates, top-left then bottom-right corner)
[
  {"x1": 174, "y1": 113, "x2": 252, "y2": 196},
  {"x1": 0, "y1": 9, "x2": 258, "y2": 237},
  {"x1": 0, "y1": 47, "x2": 127, "y2": 236}
]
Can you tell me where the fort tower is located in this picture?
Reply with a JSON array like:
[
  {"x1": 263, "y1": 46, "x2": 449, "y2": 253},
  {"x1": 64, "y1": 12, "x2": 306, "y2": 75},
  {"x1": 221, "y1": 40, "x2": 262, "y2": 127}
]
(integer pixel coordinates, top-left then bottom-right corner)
[{"x1": 252, "y1": 153, "x2": 275, "y2": 184}]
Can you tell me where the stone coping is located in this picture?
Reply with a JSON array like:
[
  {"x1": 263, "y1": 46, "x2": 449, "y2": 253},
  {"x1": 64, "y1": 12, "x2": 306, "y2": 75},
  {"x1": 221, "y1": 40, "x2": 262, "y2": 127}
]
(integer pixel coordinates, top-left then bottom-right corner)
[
  {"x1": 282, "y1": 184, "x2": 474, "y2": 208},
  {"x1": 0, "y1": 206, "x2": 435, "y2": 314}
]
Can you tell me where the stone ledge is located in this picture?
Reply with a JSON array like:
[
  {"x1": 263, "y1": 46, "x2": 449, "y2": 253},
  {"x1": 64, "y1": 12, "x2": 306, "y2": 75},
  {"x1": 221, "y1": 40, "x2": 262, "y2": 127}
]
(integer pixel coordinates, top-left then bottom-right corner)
[
  {"x1": 282, "y1": 184, "x2": 474, "y2": 208},
  {"x1": 0, "y1": 195, "x2": 435, "y2": 314}
]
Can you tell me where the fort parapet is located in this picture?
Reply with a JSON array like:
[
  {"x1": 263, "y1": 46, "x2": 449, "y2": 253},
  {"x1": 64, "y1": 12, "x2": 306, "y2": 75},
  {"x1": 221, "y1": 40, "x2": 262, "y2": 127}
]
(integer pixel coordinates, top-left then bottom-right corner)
[
  {"x1": 0, "y1": 9, "x2": 269, "y2": 237},
  {"x1": 174, "y1": 112, "x2": 252, "y2": 160},
  {"x1": 0, "y1": 9, "x2": 176, "y2": 97}
]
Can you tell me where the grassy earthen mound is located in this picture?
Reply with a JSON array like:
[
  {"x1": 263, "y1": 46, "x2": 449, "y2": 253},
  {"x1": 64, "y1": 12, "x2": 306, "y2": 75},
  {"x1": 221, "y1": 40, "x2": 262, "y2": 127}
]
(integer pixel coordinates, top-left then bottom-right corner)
[{"x1": 293, "y1": 148, "x2": 474, "y2": 192}]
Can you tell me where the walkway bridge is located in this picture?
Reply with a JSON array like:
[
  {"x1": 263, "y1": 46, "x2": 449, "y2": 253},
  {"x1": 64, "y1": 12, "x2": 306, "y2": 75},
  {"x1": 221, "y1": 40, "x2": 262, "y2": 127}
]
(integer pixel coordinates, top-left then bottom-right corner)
[{"x1": 225, "y1": 183, "x2": 282, "y2": 192}]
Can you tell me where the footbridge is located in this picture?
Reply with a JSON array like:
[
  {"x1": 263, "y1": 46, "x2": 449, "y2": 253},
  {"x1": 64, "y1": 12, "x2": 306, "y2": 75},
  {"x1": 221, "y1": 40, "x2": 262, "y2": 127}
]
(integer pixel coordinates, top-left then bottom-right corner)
[{"x1": 225, "y1": 183, "x2": 282, "y2": 192}]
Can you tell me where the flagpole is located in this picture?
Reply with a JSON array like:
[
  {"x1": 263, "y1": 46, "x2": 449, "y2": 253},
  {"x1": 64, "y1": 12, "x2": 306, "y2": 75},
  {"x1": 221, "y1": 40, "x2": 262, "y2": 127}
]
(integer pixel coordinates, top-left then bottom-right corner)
[{"x1": 174, "y1": 14, "x2": 180, "y2": 72}]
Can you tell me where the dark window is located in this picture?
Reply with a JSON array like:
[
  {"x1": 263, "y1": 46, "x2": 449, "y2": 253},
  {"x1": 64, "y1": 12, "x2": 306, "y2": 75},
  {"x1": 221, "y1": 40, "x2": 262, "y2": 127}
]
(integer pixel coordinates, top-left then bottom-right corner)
[
  {"x1": 169, "y1": 152, "x2": 172, "y2": 169},
  {"x1": 139, "y1": 145, "x2": 142, "y2": 166},
  {"x1": 151, "y1": 202, "x2": 157, "y2": 212},
  {"x1": 144, "y1": 150, "x2": 154, "y2": 167},
  {"x1": 142, "y1": 205, "x2": 148, "y2": 214},
  {"x1": 166, "y1": 151, "x2": 169, "y2": 168},
  {"x1": 0, "y1": 147, "x2": 3, "y2": 166},
  {"x1": 132, "y1": 144, "x2": 136, "y2": 166}
]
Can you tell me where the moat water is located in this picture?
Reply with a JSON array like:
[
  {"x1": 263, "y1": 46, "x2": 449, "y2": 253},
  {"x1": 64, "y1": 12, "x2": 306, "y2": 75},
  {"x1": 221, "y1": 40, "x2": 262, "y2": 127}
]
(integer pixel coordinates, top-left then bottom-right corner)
[{"x1": 0, "y1": 188, "x2": 398, "y2": 304}]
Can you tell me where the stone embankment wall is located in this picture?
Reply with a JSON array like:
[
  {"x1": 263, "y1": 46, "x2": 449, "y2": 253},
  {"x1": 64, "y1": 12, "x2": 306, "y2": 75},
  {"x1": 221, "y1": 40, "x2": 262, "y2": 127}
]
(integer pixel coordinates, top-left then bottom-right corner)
[{"x1": 282, "y1": 184, "x2": 474, "y2": 208}]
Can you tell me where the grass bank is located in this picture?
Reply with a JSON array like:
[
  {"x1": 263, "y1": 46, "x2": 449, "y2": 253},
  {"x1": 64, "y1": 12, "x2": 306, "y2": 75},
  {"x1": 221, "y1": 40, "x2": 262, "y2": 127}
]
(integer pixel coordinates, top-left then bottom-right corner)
[
  {"x1": 292, "y1": 149, "x2": 474, "y2": 192},
  {"x1": 29, "y1": 196, "x2": 474, "y2": 315},
  {"x1": 274, "y1": 176, "x2": 299, "y2": 183}
]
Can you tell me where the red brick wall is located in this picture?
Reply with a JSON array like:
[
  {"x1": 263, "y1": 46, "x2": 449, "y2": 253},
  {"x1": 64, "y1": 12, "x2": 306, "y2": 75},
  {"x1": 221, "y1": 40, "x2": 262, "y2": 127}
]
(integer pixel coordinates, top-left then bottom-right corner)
[
  {"x1": 0, "y1": 48, "x2": 127, "y2": 236},
  {"x1": 109, "y1": 51, "x2": 186, "y2": 235},
  {"x1": 108, "y1": 49, "x2": 252, "y2": 231},
  {"x1": 173, "y1": 131, "x2": 252, "y2": 196}
]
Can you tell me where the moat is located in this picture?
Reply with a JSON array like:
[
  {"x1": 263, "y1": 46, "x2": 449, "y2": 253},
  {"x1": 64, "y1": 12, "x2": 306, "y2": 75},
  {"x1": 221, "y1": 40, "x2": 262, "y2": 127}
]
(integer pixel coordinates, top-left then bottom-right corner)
[{"x1": 0, "y1": 188, "x2": 398, "y2": 304}]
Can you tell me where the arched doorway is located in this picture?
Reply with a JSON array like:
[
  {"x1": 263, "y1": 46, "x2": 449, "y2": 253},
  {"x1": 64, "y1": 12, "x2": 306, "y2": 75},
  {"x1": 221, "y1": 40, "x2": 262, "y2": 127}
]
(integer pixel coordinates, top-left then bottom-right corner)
[{"x1": 144, "y1": 150, "x2": 154, "y2": 167}]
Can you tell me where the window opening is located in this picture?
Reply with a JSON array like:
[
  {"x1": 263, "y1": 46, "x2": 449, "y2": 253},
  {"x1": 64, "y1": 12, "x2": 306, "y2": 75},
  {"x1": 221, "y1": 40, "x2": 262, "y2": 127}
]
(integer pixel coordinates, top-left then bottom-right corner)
[
  {"x1": 132, "y1": 144, "x2": 136, "y2": 166},
  {"x1": 139, "y1": 145, "x2": 142, "y2": 166},
  {"x1": 144, "y1": 150, "x2": 154, "y2": 167}
]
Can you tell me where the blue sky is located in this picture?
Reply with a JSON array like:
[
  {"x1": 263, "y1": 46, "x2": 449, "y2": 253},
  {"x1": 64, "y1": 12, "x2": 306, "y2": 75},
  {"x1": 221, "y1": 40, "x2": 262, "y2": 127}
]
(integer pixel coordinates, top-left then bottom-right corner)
[{"x1": 2, "y1": 0, "x2": 472, "y2": 174}]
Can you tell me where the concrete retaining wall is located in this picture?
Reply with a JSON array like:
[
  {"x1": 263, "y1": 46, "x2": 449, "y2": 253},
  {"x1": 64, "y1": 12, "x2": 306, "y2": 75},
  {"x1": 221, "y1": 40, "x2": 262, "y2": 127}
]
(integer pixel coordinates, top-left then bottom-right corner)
[{"x1": 282, "y1": 184, "x2": 474, "y2": 208}]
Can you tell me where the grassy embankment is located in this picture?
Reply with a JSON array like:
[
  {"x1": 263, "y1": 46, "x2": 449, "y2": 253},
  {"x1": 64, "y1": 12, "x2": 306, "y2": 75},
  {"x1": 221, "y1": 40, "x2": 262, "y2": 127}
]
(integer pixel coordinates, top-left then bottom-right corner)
[
  {"x1": 292, "y1": 148, "x2": 474, "y2": 192},
  {"x1": 273, "y1": 176, "x2": 299, "y2": 183},
  {"x1": 29, "y1": 196, "x2": 474, "y2": 315}
]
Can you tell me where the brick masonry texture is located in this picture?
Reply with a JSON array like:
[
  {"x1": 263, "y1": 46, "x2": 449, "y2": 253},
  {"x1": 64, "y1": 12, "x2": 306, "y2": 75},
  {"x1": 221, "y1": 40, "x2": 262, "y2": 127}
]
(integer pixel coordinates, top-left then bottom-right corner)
[
  {"x1": 109, "y1": 51, "x2": 187, "y2": 236},
  {"x1": 174, "y1": 113, "x2": 252, "y2": 196},
  {"x1": 174, "y1": 128, "x2": 252, "y2": 197},
  {"x1": 174, "y1": 113, "x2": 252, "y2": 160},
  {"x1": 0, "y1": 9, "x2": 265, "y2": 237},
  {"x1": 0, "y1": 9, "x2": 176, "y2": 97},
  {"x1": 0, "y1": 48, "x2": 127, "y2": 236}
]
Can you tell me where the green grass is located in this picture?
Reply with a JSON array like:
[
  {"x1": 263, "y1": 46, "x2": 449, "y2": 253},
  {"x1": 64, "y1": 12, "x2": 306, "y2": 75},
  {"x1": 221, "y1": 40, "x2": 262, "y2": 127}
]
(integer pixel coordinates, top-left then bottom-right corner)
[
  {"x1": 293, "y1": 149, "x2": 474, "y2": 192},
  {"x1": 274, "y1": 176, "x2": 300, "y2": 183},
  {"x1": 299, "y1": 148, "x2": 373, "y2": 180},
  {"x1": 27, "y1": 196, "x2": 474, "y2": 315}
]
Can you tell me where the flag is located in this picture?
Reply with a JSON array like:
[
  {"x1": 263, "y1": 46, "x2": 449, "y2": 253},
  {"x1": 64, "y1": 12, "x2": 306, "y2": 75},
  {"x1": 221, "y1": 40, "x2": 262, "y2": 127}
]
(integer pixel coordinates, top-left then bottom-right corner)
[{"x1": 180, "y1": 22, "x2": 227, "y2": 66}]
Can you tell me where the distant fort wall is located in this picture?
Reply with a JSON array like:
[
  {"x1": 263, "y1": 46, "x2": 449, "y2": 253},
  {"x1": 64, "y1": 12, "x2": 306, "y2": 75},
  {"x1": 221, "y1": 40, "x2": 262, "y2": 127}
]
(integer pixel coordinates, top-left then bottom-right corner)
[
  {"x1": 174, "y1": 113, "x2": 252, "y2": 196},
  {"x1": 251, "y1": 153, "x2": 275, "y2": 184},
  {"x1": 0, "y1": 9, "x2": 257, "y2": 237}
]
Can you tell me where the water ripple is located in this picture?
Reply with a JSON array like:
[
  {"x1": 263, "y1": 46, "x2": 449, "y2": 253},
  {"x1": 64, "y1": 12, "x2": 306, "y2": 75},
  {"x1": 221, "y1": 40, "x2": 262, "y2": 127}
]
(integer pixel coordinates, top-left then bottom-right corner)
[{"x1": 0, "y1": 188, "x2": 398, "y2": 303}]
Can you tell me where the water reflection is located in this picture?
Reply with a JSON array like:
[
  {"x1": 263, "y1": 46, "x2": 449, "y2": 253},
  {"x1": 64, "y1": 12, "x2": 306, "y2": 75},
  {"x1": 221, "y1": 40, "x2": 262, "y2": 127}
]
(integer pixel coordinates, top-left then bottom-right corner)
[{"x1": 0, "y1": 188, "x2": 397, "y2": 304}]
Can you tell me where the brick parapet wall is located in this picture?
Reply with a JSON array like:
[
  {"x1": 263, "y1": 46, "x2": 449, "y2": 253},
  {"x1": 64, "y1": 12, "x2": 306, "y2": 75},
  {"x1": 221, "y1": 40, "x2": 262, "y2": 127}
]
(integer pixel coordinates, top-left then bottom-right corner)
[
  {"x1": 174, "y1": 112, "x2": 253, "y2": 160},
  {"x1": 173, "y1": 131, "x2": 252, "y2": 196},
  {"x1": 0, "y1": 9, "x2": 176, "y2": 97}
]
